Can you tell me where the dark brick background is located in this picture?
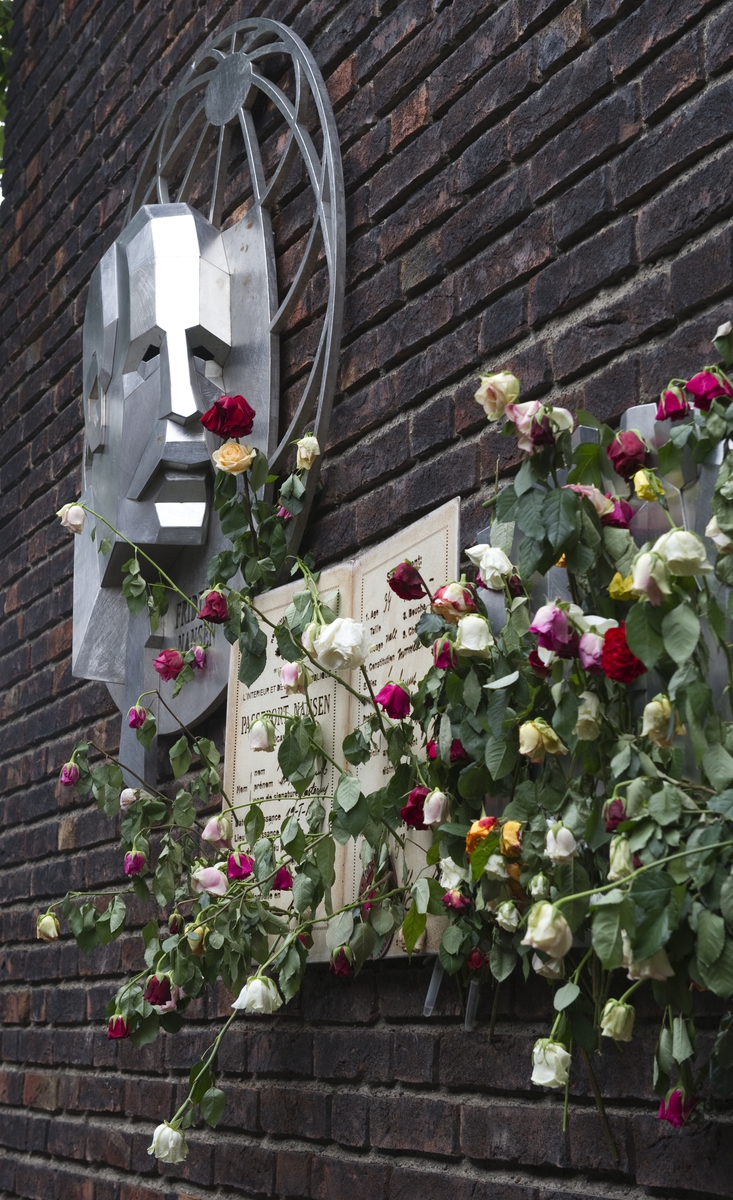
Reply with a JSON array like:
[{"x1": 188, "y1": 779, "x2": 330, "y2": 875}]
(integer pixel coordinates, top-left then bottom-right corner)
[{"x1": 2, "y1": 0, "x2": 733, "y2": 1196}]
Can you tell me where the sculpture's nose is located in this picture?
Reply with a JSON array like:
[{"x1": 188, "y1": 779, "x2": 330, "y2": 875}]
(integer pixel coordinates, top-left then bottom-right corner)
[{"x1": 160, "y1": 328, "x2": 201, "y2": 425}]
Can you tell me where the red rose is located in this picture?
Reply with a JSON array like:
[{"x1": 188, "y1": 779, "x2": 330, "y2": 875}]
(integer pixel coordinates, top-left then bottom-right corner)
[
  {"x1": 442, "y1": 889, "x2": 471, "y2": 912},
  {"x1": 169, "y1": 914, "x2": 184, "y2": 936},
  {"x1": 607, "y1": 430, "x2": 649, "y2": 481},
  {"x1": 107, "y1": 1015, "x2": 130, "y2": 1039},
  {"x1": 401, "y1": 786, "x2": 430, "y2": 829},
  {"x1": 330, "y1": 946, "x2": 353, "y2": 978},
  {"x1": 426, "y1": 738, "x2": 467, "y2": 762},
  {"x1": 507, "y1": 575, "x2": 525, "y2": 599},
  {"x1": 528, "y1": 649, "x2": 551, "y2": 679},
  {"x1": 467, "y1": 948, "x2": 485, "y2": 971},
  {"x1": 604, "y1": 798, "x2": 627, "y2": 832},
  {"x1": 200, "y1": 394, "x2": 256, "y2": 438},
  {"x1": 601, "y1": 623, "x2": 647, "y2": 683},
  {"x1": 388, "y1": 561, "x2": 427, "y2": 600},
  {"x1": 197, "y1": 590, "x2": 229, "y2": 624},
  {"x1": 154, "y1": 648, "x2": 184, "y2": 681},
  {"x1": 686, "y1": 371, "x2": 733, "y2": 413},
  {"x1": 273, "y1": 867, "x2": 293, "y2": 890},
  {"x1": 144, "y1": 975, "x2": 171, "y2": 1008},
  {"x1": 374, "y1": 682, "x2": 411, "y2": 719}
]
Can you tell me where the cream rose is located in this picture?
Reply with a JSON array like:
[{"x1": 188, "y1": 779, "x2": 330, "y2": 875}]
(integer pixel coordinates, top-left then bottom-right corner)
[
  {"x1": 57, "y1": 503, "x2": 86, "y2": 534},
  {"x1": 532, "y1": 953, "x2": 565, "y2": 980},
  {"x1": 232, "y1": 975, "x2": 283, "y2": 1014},
  {"x1": 313, "y1": 617, "x2": 370, "y2": 672},
  {"x1": 521, "y1": 901, "x2": 573, "y2": 958},
  {"x1": 37, "y1": 913, "x2": 60, "y2": 942},
  {"x1": 296, "y1": 434, "x2": 320, "y2": 470},
  {"x1": 600, "y1": 998, "x2": 635, "y2": 1042},
  {"x1": 250, "y1": 718, "x2": 276, "y2": 752},
  {"x1": 454, "y1": 613, "x2": 494, "y2": 659},
  {"x1": 706, "y1": 515, "x2": 733, "y2": 553},
  {"x1": 484, "y1": 853, "x2": 508, "y2": 880},
  {"x1": 212, "y1": 440, "x2": 256, "y2": 474},
  {"x1": 641, "y1": 695, "x2": 675, "y2": 748},
  {"x1": 608, "y1": 835, "x2": 633, "y2": 882},
  {"x1": 545, "y1": 824, "x2": 578, "y2": 864},
  {"x1": 622, "y1": 933, "x2": 675, "y2": 981},
  {"x1": 147, "y1": 1123, "x2": 188, "y2": 1163},
  {"x1": 474, "y1": 371, "x2": 520, "y2": 419},
  {"x1": 531, "y1": 1038, "x2": 571, "y2": 1088},
  {"x1": 518, "y1": 719, "x2": 567, "y2": 764},
  {"x1": 652, "y1": 529, "x2": 711, "y2": 576},
  {"x1": 495, "y1": 901, "x2": 520, "y2": 933},
  {"x1": 465, "y1": 544, "x2": 514, "y2": 590},
  {"x1": 574, "y1": 691, "x2": 601, "y2": 741},
  {"x1": 631, "y1": 550, "x2": 671, "y2": 606},
  {"x1": 529, "y1": 873, "x2": 550, "y2": 900}
]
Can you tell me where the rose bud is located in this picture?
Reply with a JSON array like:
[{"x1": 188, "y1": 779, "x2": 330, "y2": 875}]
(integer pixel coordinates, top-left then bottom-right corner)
[
  {"x1": 401, "y1": 786, "x2": 430, "y2": 830},
  {"x1": 426, "y1": 740, "x2": 437, "y2": 759},
  {"x1": 56, "y1": 502, "x2": 86, "y2": 534},
  {"x1": 466, "y1": 816, "x2": 498, "y2": 856},
  {"x1": 433, "y1": 636, "x2": 457, "y2": 669},
  {"x1": 197, "y1": 590, "x2": 228, "y2": 624},
  {"x1": 147, "y1": 1122, "x2": 188, "y2": 1163},
  {"x1": 144, "y1": 973, "x2": 180, "y2": 1014},
  {"x1": 201, "y1": 815, "x2": 233, "y2": 851},
  {"x1": 154, "y1": 648, "x2": 184, "y2": 681},
  {"x1": 191, "y1": 865, "x2": 227, "y2": 896},
  {"x1": 606, "y1": 429, "x2": 649, "y2": 480},
  {"x1": 467, "y1": 948, "x2": 486, "y2": 971},
  {"x1": 608, "y1": 835, "x2": 633, "y2": 882},
  {"x1": 521, "y1": 902, "x2": 573, "y2": 958},
  {"x1": 442, "y1": 888, "x2": 471, "y2": 912},
  {"x1": 495, "y1": 901, "x2": 520, "y2": 932},
  {"x1": 507, "y1": 574, "x2": 524, "y2": 599},
  {"x1": 657, "y1": 1087, "x2": 698, "y2": 1127},
  {"x1": 277, "y1": 505, "x2": 292, "y2": 520},
  {"x1": 601, "y1": 495, "x2": 634, "y2": 529},
  {"x1": 500, "y1": 820, "x2": 522, "y2": 857},
  {"x1": 60, "y1": 762, "x2": 79, "y2": 787},
  {"x1": 686, "y1": 370, "x2": 733, "y2": 412},
  {"x1": 656, "y1": 385, "x2": 688, "y2": 421},
  {"x1": 119, "y1": 788, "x2": 137, "y2": 812},
  {"x1": 280, "y1": 661, "x2": 308, "y2": 695},
  {"x1": 228, "y1": 851, "x2": 254, "y2": 880},
  {"x1": 128, "y1": 704, "x2": 147, "y2": 729},
  {"x1": 273, "y1": 866, "x2": 293, "y2": 890},
  {"x1": 531, "y1": 1038, "x2": 571, "y2": 1088},
  {"x1": 124, "y1": 850, "x2": 146, "y2": 876},
  {"x1": 330, "y1": 945, "x2": 354, "y2": 978},
  {"x1": 600, "y1": 998, "x2": 635, "y2": 1042},
  {"x1": 169, "y1": 913, "x2": 184, "y2": 936},
  {"x1": 528, "y1": 873, "x2": 549, "y2": 900},
  {"x1": 374, "y1": 681, "x2": 411, "y2": 719},
  {"x1": 528, "y1": 648, "x2": 552, "y2": 679},
  {"x1": 604, "y1": 798, "x2": 626, "y2": 832},
  {"x1": 107, "y1": 1015, "x2": 130, "y2": 1039},
  {"x1": 298, "y1": 931, "x2": 313, "y2": 949},
  {"x1": 192, "y1": 644, "x2": 206, "y2": 670},
  {"x1": 200, "y1": 393, "x2": 255, "y2": 438},
  {"x1": 388, "y1": 561, "x2": 427, "y2": 600},
  {"x1": 423, "y1": 789, "x2": 449, "y2": 825},
  {"x1": 431, "y1": 581, "x2": 476, "y2": 624},
  {"x1": 296, "y1": 434, "x2": 320, "y2": 470},
  {"x1": 37, "y1": 912, "x2": 60, "y2": 942},
  {"x1": 250, "y1": 718, "x2": 276, "y2": 752},
  {"x1": 545, "y1": 824, "x2": 578, "y2": 864},
  {"x1": 185, "y1": 923, "x2": 208, "y2": 956}
]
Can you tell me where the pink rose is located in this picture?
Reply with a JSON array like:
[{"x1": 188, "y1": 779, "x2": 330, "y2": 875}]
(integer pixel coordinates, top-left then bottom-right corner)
[
  {"x1": 564, "y1": 484, "x2": 614, "y2": 518},
  {"x1": 686, "y1": 371, "x2": 733, "y2": 412},
  {"x1": 578, "y1": 631, "x2": 604, "y2": 672},
  {"x1": 529, "y1": 604, "x2": 572, "y2": 655},
  {"x1": 656, "y1": 386, "x2": 688, "y2": 422},
  {"x1": 197, "y1": 591, "x2": 228, "y2": 624},
  {"x1": 201, "y1": 816, "x2": 233, "y2": 851},
  {"x1": 192, "y1": 645, "x2": 206, "y2": 670},
  {"x1": 374, "y1": 682, "x2": 411, "y2": 719},
  {"x1": 273, "y1": 866, "x2": 293, "y2": 890},
  {"x1": 280, "y1": 662, "x2": 306, "y2": 695},
  {"x1": 228, "y1": 852, "x2": 254, "y2": 880},
  {"x1": 154, "y1": 649, "x2": 184, "y2": 681},
  {"x1": 601, "y1": 495, "x2": 634, "y2": 529},
  {"x1": 124, "y1": 850, "x2": 146, "y2": 876},
  {"x1": 431, "y1": 582, "x2": 476, "y2": 623},
  {"x1": 433, "y1": 637, "x2": 457, "y2": 669},
  {"x1": 127, "y1": 705, "x2": 146, "y2": 729},
  {"x1": 442, "y1": 889, "x2": 471, "y2": 912},
  {"x1": 657, "y1": 1088, "x2": 697, "y2": 1128},
  {"x1": 60, "y1": 762, "x2": 79, "y2": 787},
  {"x1": 192, "y1": 866, "x2": 227, "y2": 895},
  {"x1": 277, "y1": 506, "x2": 292, "y2": 520}
]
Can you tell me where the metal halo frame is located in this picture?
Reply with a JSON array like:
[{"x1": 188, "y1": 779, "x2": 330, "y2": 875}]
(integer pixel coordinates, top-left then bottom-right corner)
[{"x1": 127, "y1": 17, "x2": 346, "y2": 554}]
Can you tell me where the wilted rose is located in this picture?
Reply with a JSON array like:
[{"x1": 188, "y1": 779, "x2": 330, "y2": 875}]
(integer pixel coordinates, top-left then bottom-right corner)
[
  {"x1": 57, "y1": 502, "x2": 86, "y2": 534},
  {"x1": 280, "y1": 661, "x2": 308, "y2": 694},
  {"x1": 600, "y1": 998, "x2": 635, "y2": 1042},
  {"x1": 200, "y1": 393, "x2": 255, "y2": 438},
  {"x1": 686, "y1": 370, "x2": 733, "y2": 412},
  {"x1": 60, "y1": 762, "x2": 79, "y2": 787},
  {"x1": 529, "y1": 873, "x2": 549, "y2": 900},
  {"x1": 198, "y1": 590, "x2": 229, "y2": 623},
  {"x1": 401, "y1": 786, "x2": 430, "y2": 830},
  {"x1": 531, "y1": 1038, "x2": 571, "y2": 1088},
  {"x1": 147, "y1": 1122, "x2": 188, "y2": 1163},
  {"x1": 250, "y1": 718, "x2": 276, "y2": 752},
  {"x1": 431, "y1": 581, "x2": 476, "y2": 623},
  {"x1": 455, "y1": 613, "x2": 494, "y2": 658},
  {"x1": 631, "y1": 551, "x2": 671, "y2": 606},
  {"x1": 296, "y1": 434, "x2": 320, "y2": 470},
  {"x1": 622, "y1": 933, "x2": 674, "y2": 981},
  {"x1": 127, "y1": 704, "x2": 147, "y2": 729},
  {"x1": 433, "y1": 636, "x2": 457, "y2": 669},
  {"x1": 521, "y1": 902, "x2": 573, "y2": 958},
  {"x1": 423, "y1": 789, "x2": 449, "y2": 825},
  {"x1": 119, "y1": 788, "x2": 137, "y2": 812},
  {"x1": 495, "y1": 901, "x2": 520, "y2": 932},
  {"x1": 601, "y1": 495, "x2": 634, "y2": 529},
  {"x1": 231, "y1": 975, "x2": 283, "y2": 1014},
  {"x1": 154, "y1": 648, "x2": 184, "y2": 681},
  {"x1": 652, "y1": 529, "x2": 711, "y2": 577},
  {"x1": 657, "y1": 1087, "x2": 697, "y2": 1127},
  {"x1": 191, "y1": 865, "x2": 227, "y2": 895},
  {"x1": 706, "y1": 515, "x2": 733, "y2": 553},
  {"x1": 192, "y1": 644, "x2": 206, "y2": 670},
  {"x1": 124, "y1": 850, "x2": 146, "y2": 876},
  {"x1": 656, "y1": 386, "x2": 688, "y2": 421},
  {"x1": 608, "y1": 835, "x2": 633, "y2": 882},
  {"x1": 375, "y1": 681, "x2": 411, "y2": 719},
  {"x1": 518, "y1": 719, "x2": 567, "y2": 764},
  {"x1": 465, "y1": 815, "x2": 498, "y2": 856},
  {"x1": 37, "y1": 912, "x2": 60, "y2": 942},
  {"x1": 107, "y1": 1015, "x2": 130, "y2": 1039},
  {"x1": 227, "y1": 851, "x2": 254, "y2": 880},
  {"x1": 442, "y1": 888, "x2": 471, "y2": 911},
  {"x1": 633, "y1": 468, "x2": 663, "y2": 501},
  {"x1": 465, "y1": 544, "x2": 514, "y2": 590},
  {"x1": 641, "y1": 695, "x2": 682, "y2": 748},
  {"x1": 201, "y1": 815, "x2": 233, "y2": 851},
  {"x1": 388, "y1": 561, "x2": 427, "y2": 599},
  {"x1": 330, "y1": 945, "x2": 354, "y2": 978},
  {"x1": 500, "y1": 820, "x2": 522, "y2": 857},
  {"x1": 575, "y1": 691, "x2": 602, "y2": 740},
  {"x1": 545, "y1": 824, "x2": 577, "y2": 864},
  {"x1": 467, "y1": 948, "x2": 486, "y2": 971},
  {"x1": 607, "y1": 429, "x2": 649, "y2": 480},
  {"x1": 273, "y1": 866, "x2": 293, "y2": 890}
]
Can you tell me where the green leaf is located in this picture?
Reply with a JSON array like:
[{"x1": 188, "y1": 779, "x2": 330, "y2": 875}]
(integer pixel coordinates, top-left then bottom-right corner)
[
  {"x1": 463, "y1": 670, "x2": 482, "y2": 715},
  {"x1": 136, "y1": 714, "x2": 157, "y2": 751},
  {"x1": 554, "y1": 861, "x2": 590, "y2": 931},
  {"x1": 625, "y1": 603, "x2": 664, "y2": 669},
  {"x1": 647, "y1": 785, "x2": 682, "y2": 827},
  {"x1": 249, "y1": 449, "x2": 269, "y2": 493},
  {"x1": 169, "y1": 736, "x2": 192, "y2": 780},
  {"x1": 292, "y1": 871, "x2": 316, "y2": 913},
  {"x1": 342, "y1": 728, "x2": 372, "y2": 766},
  {"x1": 703, "y1": 743, "x2": 733, "y2": 791},
  {"x1": 567, "y1": 441, "x2": 604, "y2": 488},
  {"x1": 515, "y1": 489, "x2": 546, "y2": 539},
  {"x1": 720, "y1": 874, "x2": 733, "y2": 927},
  {"x1": 698, "y1": 937, "x2": 733, "y2": 997},
  {"x1": 591, "y1": 903, "x2": 624, "y2": 968},
  {"x1": 514, "y1": 458, "x2": 538, "y2": 498},
  {"x1": 326, "y1": 910, "x2": 354, "y2": 952},
  {"x1": 698, "y1": 909, "x2": 726, "y2": 967},
  {"x1": 401, "y1": 905, "x2": 427, "y2": 958},
  {"x1": 130, "y1": 1010, "x2": 159, "y2": 1049},
  {"x1": 245, "y1": 804, "x2": 265, "y2": 849},
  {"x1": 544, "y1": 487, "x2": 578, "y2": 553},
  {"x1": 631, "y1": 868, "x2": 674, "y2": 909},
  {"x1": 553, "y1": 981, "x2": 580, "y2": 1011},
  {"x1": 315, "y1": 837, "x2": 336, "y2": 889},
  {"x1": 438, "y1": 712, "x2": 452, "y2": 764},
  {"x1": 98, "y1": 536, "x2": 112, "y2": 556},
  {"x1": 189, "y1": 1064, "x2": 214, "y2": 1104},
  {"x1": 335, "y1": 774, "x2": 362, "y2": 813},
  {"x1": 661, "y1": 604, "x2": 700, "y2": 665},
  {"x1": 489, "y1": 940, "x2": 517, "y2": 982},
  {"x1": 484, "y1": 735, "x2": 517, "y2": 781}
]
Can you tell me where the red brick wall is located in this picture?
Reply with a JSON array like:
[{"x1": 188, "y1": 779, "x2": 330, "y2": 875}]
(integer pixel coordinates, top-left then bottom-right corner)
[{"x1": 2, "y1": 0, "x2": 733, "y2": 1197}]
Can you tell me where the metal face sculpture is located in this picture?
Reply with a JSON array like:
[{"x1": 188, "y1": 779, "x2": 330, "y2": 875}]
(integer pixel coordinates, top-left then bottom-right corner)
[{"x1": 72, "y1": 19, "x2": 345, "y2": 782}]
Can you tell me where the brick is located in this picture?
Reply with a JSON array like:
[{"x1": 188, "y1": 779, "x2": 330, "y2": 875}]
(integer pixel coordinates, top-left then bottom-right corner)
[
  {"x1": 706, "y1": 3, "x2": 733, "y2": 75},
  {"x1": 390, "y1": 1166, "x2": 534, "y2": 1200},
  {"x1": 301, "y1": 962, "x2": 378, "y2": 1024},
  {"x1": 371, "y1": 1093, "x2": 460, "y2": 1156},
  {"x1": 214, "y1": 1140, "x2": 275, "y2": 1193},
  {"x1": 246, "y1": 1028, "x2": 313, "y2": 1077},
  {"x1": 612, "y1": 77, "x2": 733, "y2": 207},
  {"x1": 461, "y1": 1101, "x2": 567, "y2": 1167},
  {"x1": 638, "y1": 145, "x2": 733, "y2": 261},
  {"x1": 443, "y1": 42, "x2": 539, "y2": 159},
  {"x1": 530, "y1": 86, "x2": 641, "y2": 202},
  {"x1": 529, "y1": 218, "x2": 637, "y2": 327},
  {"x1": 552, "y1": 167, "x2": 613, "y2": 248},
  {"x1": 609, "y1": 0, "x2": 717, "y2": 78},
  {"x1": 311, "y1": 1155, "x2": 391, "y2": 1200},
  {"x1": 22, "y1": 1071, "x2": 59, "y2": 1111},
  {"x1": 509, "y1": 42, "x2": 611, "y2": 160},
  {"x1": 553, "y1": 275, "x2": 673, "y2": 382},
  {"x1": 439, "y1": 168, "x2": 532, "y2": 269},
  {"x1": 634, "y1": 1112, "x2": 733, "y2": 1195},
  {"x1": 671, "y1": 227, "x2": 733, "y2": 317},
  {"x1": 640, "y1": 28, "x2": 704, "y2": 122},
  {"x1": 275, "y1": 1148, "x2": 312, "y2": 1197},
  {"x1": 457, "y1": 211, "x2": 555, "y2": 317},
  {"x1": 537, "y1": 1, "x2": 589, "y2": 75},
  {"x1": 314, "y1": 1029, "x2": 392, "y2": 1082},
  {"x1": 259, "y1": 1085, "x2": 331, "y2": 1140},
  {"x1": 331, "y1": 1091, "x2": 370, "y2": 1148}
]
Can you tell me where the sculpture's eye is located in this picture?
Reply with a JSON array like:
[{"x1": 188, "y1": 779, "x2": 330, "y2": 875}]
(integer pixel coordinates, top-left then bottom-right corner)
[
  {"x1": 142, "y1": 344, "x2": 160, "y2": 363},
  {"x1": 191, "y1": 345, "x2": 215, "y2": 361}
]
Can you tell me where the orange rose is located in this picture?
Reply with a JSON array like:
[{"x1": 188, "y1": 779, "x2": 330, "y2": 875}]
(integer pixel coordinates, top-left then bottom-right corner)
[
  {"x1": 466, "y1": 815, "x2": 498, "y2": 856},
  {"x1": 500, "y1": 820, "x2": 522, "y2": 857}
]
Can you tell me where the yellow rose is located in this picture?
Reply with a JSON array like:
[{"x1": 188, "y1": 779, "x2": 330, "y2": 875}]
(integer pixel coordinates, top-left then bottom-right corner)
[
  {"x1": 212, "y1": 441, "x2": 256, "y2": 475},
  {"x1": 185, "y1": 923, "x2": 209, "y2": 957},
  {"x1": 500, "y1": 820, "x2": 522, "y2": 857},
  {"x1": 641, "y1": 695, "x2": 685, "y2": 748},
  {"x1": 608, "y1": 572, "x2": 634, "y2": 600},
  {"x1": 633, "y1": 469, "x2": 664, "y2": 501},
  {"x1": 518, "y1": 719, "x2": 568, "y2": 764}
]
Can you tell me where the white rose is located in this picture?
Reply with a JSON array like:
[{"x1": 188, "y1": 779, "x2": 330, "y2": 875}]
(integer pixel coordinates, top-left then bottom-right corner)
[
  {"x1": 454, "y1": 613, "x2": 494, "y2": 658},
  {"x1": 231, "y1": 975, "x2": 283, "y2": 1014},
  {"x1": 439, "y1": 857, "x2": 468, "y2": 889},
  {"x1": 532, "y1": 952, "x2": 565, "y2": 980},
  {"x1": 521, "y1": 901, "x2": 573, "y2": 958},
  {"x1": 474, "y1": 371, "x2": 520, "y2": 420},
  {"x1": 529, "y1": 873, "x2": 550, "y2": 900},
  {"x1": 631, "y1": 551, "x2": 672, "y2": 605},
  {"x1": 250, "y1": 718, "x2": 276, "y2": 752},
  {"x1": 622, "y1": 933, "x2": 675, "y2": 981},
  {"x1": 495, "y1": 901, "x2": 520, "y2": 932},
  {"x1": 531, "y1": 1038, "x2": 571, "y2": 1088},
  {"x1": 147, "y1": 1122, "x2": 188, "y2": 1163},
  {"x1": 545, "y1": 824, "x2": 577, "y2": 864},
  {"x1": 296, "y1": 434, "x2": 320, "y2": 470},
  {"x1": 715, "y1": 321, "x2": 733, "y2": 339},
  {"x1": 423, "y1": 790, "x2": 449, "y2": 825},
  {"x1": 313, "y1": 617, "x2": 370, "y2": 672},
  {"x1": 301, "y1": 621, "x2": 321, "y2": 656},
  {"x1": 57, "y1": 503, "x2": 86, "y2": 534},
  {"x1": 465, "y1": 544, "x2": 514, "y2": 590},
  {"x1": 706, "y1": 515, "x2": 733, "y2": 553},
  {"x1": 574, "y1": 691, "x2": 601, "y2": 741},
  {"x1": 574, "y1": 613, "x2": 618, "y2": 636},
  {"x1": 641, "y1": 696, "x2": 675, "y2": 748},
  {"x1": 600, "y1": 999, "x2": 635, "y2": 1042},
  {"x1": 608, "y1": 835, "x2": 633, "y2": 882},
  {"x1": 484, "y1": 853, "x2": 508, "y2": 880},
  {"x1": 547, "y1": 406, "x2": 574, "y2": 434},
  {"x1": 119, "y1": 788, "x2": 137, "y2": 812},
  {"x1": 652, "y1": 529, "x2": 711, "y2": 576}
]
